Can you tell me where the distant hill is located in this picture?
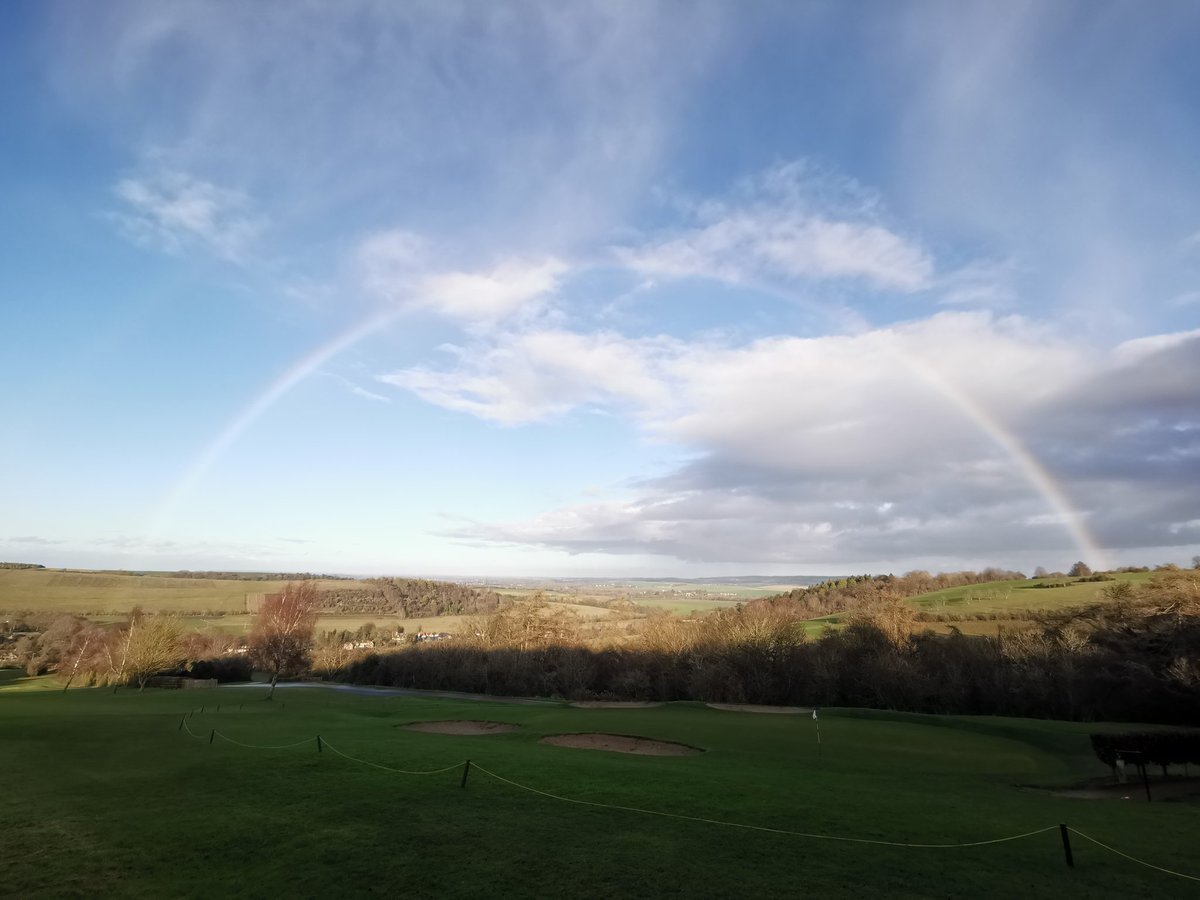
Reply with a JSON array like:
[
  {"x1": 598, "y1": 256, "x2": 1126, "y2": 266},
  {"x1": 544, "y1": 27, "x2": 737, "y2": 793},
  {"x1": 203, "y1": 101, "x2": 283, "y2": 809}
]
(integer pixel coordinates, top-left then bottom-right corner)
[
  {"x1": 0, "y1": 568, "x2": 505, "y2": 619},
  {"x1": 317, "y1": 578, "x2": 504, "y2": 618}
]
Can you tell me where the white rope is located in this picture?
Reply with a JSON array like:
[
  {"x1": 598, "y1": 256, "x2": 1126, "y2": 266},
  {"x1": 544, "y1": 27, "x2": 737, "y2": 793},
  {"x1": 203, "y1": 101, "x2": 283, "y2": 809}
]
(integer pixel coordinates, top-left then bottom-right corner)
[
  {"x1": 470, "y1": 763, "x2": 1058, "y2": 849},
  {"x1": 214, "y1": 731, "x2": 316, "y2": 750},
  {"x1": 1069, "y1": 828, "x2": 1200, "y2": 883},
  {"x1": 320, "y1": 740, "x2": 465, "y2": 776}
]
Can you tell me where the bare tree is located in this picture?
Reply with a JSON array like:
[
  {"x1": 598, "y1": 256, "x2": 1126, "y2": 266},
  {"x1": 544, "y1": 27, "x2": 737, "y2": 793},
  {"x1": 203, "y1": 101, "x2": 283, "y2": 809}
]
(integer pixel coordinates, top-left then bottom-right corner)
[
  {"x1": 1068, "y1": 561, "x2": 1092, "y2": 577},
  {"x1": 249, "y1": 581, "x2": 319, "y2": 699},
  {"x1": 61, "y1": 625, "x2": 100, "y2": 692},
  {"x1": 115, "y1": 615, "x2": 184, "y2": 691}
]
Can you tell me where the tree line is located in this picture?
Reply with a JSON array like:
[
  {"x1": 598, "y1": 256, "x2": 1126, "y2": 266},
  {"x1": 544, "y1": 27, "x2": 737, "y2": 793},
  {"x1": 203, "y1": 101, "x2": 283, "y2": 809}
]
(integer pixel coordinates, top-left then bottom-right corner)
[
  {"x1": 11, "y1": 583, "x2": 320, "y2": 696},
  {"x1": 325, "y1": 571, "x2": 1200, "y2": 725},
  {"x1": 747, "y1": 568, "x2": 1028, "y2": 619},
  {"x1": 318, "y1": 577, "x2": 504, "y2": 618}
]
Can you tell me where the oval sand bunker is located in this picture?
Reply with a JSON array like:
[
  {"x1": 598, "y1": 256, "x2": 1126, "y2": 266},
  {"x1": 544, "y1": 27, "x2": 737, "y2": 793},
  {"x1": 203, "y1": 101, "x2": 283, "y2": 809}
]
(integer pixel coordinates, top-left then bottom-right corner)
[
  {"x1": 401, "y1": 720, "x2": 519, "y2": 735},
  {"x1": 541, "y1": 733, "x2": 702, "y2": 756}
]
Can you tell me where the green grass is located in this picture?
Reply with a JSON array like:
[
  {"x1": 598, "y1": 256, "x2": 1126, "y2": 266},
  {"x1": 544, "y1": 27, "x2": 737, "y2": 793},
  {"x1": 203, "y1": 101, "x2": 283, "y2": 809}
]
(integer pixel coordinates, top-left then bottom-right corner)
[
  {"x1": 0, "y1": 568, "x2": 344, "y2": 615},
  {"x1": 909, "y1": 572, "x2": 1154, "y2": 614},
  {"x1": 1, "y1": 674, "x2": 1195, "y2": 898}
]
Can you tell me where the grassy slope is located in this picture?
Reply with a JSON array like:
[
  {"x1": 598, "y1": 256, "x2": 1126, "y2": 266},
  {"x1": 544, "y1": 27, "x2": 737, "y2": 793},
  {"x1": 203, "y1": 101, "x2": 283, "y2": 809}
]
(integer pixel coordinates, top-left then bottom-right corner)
[
  {"x1": 909, "y1": 572, "x2": 1154, "y2": 614},
  {"x1": 1, "y1": 674, "x2": 1195, "y2": 898},
  {"x1": 0, "y1": 569, "x2": 344, "y2": 615}
]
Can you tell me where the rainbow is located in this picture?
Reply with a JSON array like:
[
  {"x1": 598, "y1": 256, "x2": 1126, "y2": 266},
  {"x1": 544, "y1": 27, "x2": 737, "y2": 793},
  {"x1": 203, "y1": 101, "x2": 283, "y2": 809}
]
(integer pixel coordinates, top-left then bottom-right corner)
[
  {"x1": 891, "y1": 347, "x2": 1107, "y2": 570},
  {"x1": 153, "y1": 316, "x2": 1107, "y2": 570},
  {"x1": 149, "y1": 307, "x2": 406, "y2": 536}
]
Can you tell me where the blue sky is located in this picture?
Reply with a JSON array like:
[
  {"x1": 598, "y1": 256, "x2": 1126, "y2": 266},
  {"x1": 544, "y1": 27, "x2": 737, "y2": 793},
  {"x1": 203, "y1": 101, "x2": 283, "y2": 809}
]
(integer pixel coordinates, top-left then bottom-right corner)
[{"x1": 2, "y1": 1, "x2": 1198, "y2": 576}]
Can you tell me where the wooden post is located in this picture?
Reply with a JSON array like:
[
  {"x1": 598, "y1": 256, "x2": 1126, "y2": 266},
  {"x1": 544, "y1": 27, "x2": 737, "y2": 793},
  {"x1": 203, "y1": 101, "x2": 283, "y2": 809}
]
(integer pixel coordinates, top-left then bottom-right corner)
[
  {"x1": 1059, "y1": 824, "x2": 1073, "y2": 868},
  {"x1": 460, "y1": 759, "x2": 472, "y2": 788},
  {"x1": 209, "y1": 729, "x2": 215, "y2": 745},
  {"x1": 316, "y1": 735, "x2": 323, "y2": 754}
]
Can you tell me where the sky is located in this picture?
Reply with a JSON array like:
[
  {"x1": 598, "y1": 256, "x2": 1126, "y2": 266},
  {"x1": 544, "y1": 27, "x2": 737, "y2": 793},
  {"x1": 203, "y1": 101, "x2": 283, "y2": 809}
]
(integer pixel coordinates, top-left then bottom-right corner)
[{"x1": 1, "y1": 1, "x2": 1198, "y2": 578}]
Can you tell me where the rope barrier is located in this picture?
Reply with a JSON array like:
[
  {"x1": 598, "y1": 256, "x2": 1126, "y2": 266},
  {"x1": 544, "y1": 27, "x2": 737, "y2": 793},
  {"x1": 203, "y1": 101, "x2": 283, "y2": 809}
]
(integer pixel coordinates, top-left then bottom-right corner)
[
  {"x1": 1068, "y1": 828, "x2": 1200, "y2": 883},
  {"x1": 469, "y1": 763, "x2": 1057, "y2": 849},
  {"x1": 214, "y1": 731, "x2": 315, "y2": 750},
  {"x1": 320, "y1": 740, "x2": 464, "y2": 776},
  {"x1": 174, "y1": 716, "x2": 1197, "y2": 877}
]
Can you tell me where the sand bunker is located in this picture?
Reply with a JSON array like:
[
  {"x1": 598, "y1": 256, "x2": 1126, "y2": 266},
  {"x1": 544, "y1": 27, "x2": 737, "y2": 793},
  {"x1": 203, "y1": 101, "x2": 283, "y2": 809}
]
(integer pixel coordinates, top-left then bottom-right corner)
[
  {"x1": 401, "y1": 720, "x2": 519, "y2": 735},
  {"x1": 569, "y1": 701, "x2": 664, "y2": 709},
  {"x1": 540, "y1": 733, "x2": 702, "y2": 756},
  {"x1": 707, "y1": 703, "x2": 812, "y2": 715},
  {"x1": 1029, "y1": 778, "x2": 1200, "y2": 803}
]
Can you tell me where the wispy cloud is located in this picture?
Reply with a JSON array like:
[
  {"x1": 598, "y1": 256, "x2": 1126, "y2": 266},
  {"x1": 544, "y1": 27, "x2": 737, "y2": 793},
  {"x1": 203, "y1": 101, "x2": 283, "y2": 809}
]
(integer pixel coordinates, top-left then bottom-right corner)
[
  {"x1": 354, "y1": 229, "x2": 567, "y2": 326},
  {"x1": 618, "y1": 162, "x2": 933, "y2": 293},
  {"x1": 110, "y1": 170, "x2": 262, "y2": 262},
  {"x1": 380, "y1": 330, "x2": 681, "y2": 425}
]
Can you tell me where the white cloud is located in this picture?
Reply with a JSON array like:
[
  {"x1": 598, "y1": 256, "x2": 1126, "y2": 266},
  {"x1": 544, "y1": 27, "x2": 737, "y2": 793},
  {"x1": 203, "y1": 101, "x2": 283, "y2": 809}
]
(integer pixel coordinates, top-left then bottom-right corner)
[
  {"x1": 379, "y1": 329, "x2": 681, "y2": 425},
  {"x1": 618, "y1": 162, "x2": 933, "y2": 292},
  {"x1": 355, "y1": 229, "x2": 566, "y2": 325},
  {"x1": 418, "y1": 259, "x2": 567, "y2": 322},
  {"x1": 1112, "y1": 327, "x2": 1200, "y2": 365},
  {"x1": 399, "y1": 315, "x2": 1199, "y2": 564},
  {"x1": 110, "y1": 170, "x2": 261, "y2": 262}
]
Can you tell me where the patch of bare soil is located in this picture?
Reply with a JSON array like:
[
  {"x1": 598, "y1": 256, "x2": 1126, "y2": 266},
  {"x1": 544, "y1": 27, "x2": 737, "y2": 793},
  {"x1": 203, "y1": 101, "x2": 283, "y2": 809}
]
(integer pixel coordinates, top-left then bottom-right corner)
[
  {"x1": 569, "y1": 701, "x2": 664, "y2": 709},
  {"x1": 401, "y1": 720, "x2": 519, "y2": 735},
  {"x1": 540, "y1": 733, "x2": 702, "y2": 756},
  {"x1": 706, "y1": 703, "x2": 812, "y2": 714}
]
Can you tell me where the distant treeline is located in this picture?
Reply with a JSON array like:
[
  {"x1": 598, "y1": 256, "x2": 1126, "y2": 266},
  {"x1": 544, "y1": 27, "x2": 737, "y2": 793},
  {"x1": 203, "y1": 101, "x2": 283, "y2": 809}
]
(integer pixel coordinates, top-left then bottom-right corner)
[
  {"x1": 0, "y1": 562, "x2": 45, "y2": 570},
  {"x1": 748, "y1": 569, "x2": 1027, "y2": 619},
  {"x1": 319, "y1": 577, "x2": 504, "y2": 618},
  {"x1": 158, "y1": 570, "x2": 353, "y2": 581},
  {"x1": 327, "y1": 571, "x2": 1200, "y2": 725}
]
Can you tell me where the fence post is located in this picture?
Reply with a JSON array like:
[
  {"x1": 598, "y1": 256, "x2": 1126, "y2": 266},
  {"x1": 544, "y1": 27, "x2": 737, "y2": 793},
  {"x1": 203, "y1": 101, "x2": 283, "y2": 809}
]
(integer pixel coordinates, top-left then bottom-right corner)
[
  {"x1": 209, "y1": 729, "x2": 216, "y2": 745},
  {"x1": 1059, "y1": 824, "x2": 1074, "y2": 868},
  {"x1": 460, "y1": 759, "x2": 472, "y2": 788},
  {"x1": 316, "y1": 735, "x2": 323, "y2": 754}
]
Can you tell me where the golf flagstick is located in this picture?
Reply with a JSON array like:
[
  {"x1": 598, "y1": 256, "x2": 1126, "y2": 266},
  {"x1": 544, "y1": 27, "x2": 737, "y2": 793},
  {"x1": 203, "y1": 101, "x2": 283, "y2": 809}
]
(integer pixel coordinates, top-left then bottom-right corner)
[{"x1": 813, "y1": 708, "x2": 821, "y2": 757}]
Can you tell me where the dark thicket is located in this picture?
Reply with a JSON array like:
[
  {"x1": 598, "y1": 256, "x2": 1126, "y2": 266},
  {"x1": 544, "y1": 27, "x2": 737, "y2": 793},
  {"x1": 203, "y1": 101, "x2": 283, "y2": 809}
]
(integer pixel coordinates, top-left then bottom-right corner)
[{"x1": 1090, "y1": 732, "x2": 1200, "y2": 776}]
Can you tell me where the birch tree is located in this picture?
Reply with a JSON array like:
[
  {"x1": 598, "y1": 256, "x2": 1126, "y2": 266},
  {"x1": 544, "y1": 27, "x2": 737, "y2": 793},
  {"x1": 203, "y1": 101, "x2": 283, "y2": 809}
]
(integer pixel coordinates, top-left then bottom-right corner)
[{"x1": 248, "y1": 581, "x2": 319, "y2": 699}]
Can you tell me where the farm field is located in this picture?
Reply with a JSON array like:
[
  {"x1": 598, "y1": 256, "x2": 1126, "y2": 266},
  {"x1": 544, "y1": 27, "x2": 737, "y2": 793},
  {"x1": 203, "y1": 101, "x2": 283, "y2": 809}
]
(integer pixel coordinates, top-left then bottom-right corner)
[
  {"x1": 1, "y1": 672, "x2": 1196, "y2": 898},
  {"x1": 909, "y1": 572, "x2": 1155, "y2": 615},
  {"x1": 0, "y1": 569, "x2": 348, "y2": 615}
]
